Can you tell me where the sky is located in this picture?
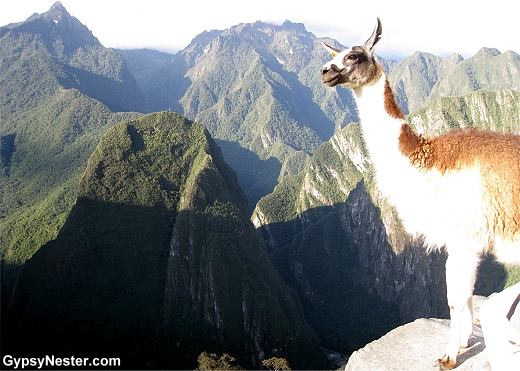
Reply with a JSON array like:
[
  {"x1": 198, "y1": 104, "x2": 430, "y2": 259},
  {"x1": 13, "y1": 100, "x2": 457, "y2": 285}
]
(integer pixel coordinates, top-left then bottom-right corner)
[{"x1": 1, "y1": 0, "x2": 519, "y2": 61}]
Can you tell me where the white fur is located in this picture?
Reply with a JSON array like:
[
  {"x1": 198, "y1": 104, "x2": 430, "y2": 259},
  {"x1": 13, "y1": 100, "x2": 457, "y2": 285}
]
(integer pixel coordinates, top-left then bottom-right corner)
[
  {"x1": 345, "y1": 71, "x2": 520, "y2": 368},
  {"x1": 322, "y1": 47, "x2": 353, "y2": 70},
  {"x1": 356, "y1": 77, "x2": 488, "y2": 249}
]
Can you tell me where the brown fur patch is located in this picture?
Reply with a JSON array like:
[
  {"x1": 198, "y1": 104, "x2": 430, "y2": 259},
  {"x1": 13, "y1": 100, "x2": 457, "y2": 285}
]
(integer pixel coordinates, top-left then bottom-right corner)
[
  {"x1": 398, "y1": 124, "x2": 425, "y2": 162},
  {"x1": 383, "y1": 79, "x2": 405, "y2": 120},
  {"x1": 439, "y1": 355, "x2": 457, "y2": 370},
  {"x1": 402, "y1": 126, "x2": 519, "y2": 173},
  {"x1": 399, "y1": 125, "x2": 520, "y2": 239}
]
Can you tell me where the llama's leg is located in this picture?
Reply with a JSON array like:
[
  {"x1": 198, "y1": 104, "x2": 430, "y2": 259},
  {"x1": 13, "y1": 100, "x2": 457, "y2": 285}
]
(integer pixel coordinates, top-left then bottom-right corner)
[
  {"x1": 439, "y1": 252, "x2": 479, "y2": 370},
  {"x1": 480, "y1": 282, "x2": 520, "y2": 371},
  {"x1": 459, "y1": 295, "x2": 474, "y2": 348}
]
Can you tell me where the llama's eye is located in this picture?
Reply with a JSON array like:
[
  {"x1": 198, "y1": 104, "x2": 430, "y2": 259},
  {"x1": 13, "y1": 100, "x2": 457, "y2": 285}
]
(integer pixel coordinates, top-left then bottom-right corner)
[{"x1": 348, "y1": 54, "x2": 358, "y2": 60}]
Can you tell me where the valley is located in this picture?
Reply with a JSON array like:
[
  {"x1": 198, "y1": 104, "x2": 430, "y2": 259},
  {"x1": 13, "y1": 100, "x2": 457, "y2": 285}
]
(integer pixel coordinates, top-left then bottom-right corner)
[{"x1": 1, "y1": 2, "x2": 519, "y2": 369}]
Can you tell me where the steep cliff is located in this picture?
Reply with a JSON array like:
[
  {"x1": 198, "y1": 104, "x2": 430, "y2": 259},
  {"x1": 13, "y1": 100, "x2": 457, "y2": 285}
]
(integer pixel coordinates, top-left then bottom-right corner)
[
  {"x1": 5, "y1": 112, "x2": 322, "y2": 369},
  {"x1": 252, "y1": 89, "x2": 518, "y2": 354},
  {"x1": 253, "y1": 129, "x2": 448, "y2": 353}
]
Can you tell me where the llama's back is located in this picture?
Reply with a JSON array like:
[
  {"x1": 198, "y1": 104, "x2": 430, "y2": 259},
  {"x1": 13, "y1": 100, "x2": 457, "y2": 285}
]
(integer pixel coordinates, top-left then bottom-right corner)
[
  {"x1": 395, "y1": 128, "x2": 520, "y2": 255},
  {"x1": 466, "y1": 131, "x2": 520, "y2": 252},
  {"x1": 431, "y1": 129, "x2": 520, "y2": 261},
  {"x1": 416, "y1": 128, "x2": 520, "y2": 175}
]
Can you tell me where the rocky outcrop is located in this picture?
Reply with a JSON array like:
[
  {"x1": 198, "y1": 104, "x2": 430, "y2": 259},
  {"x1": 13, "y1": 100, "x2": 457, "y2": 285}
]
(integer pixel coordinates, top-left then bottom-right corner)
[
  {"x1": 342, "y1": 181, "x2": 449, "y2": 323},
  {"x1": 345, "y1": 296, "x2": 490, "y2": 371},
  {"x1": 254, "y1": 124, "x2": 450, "y2": 354},
  {"x1": 253, "y1": 114, "x2": 511, "y2": 355}
]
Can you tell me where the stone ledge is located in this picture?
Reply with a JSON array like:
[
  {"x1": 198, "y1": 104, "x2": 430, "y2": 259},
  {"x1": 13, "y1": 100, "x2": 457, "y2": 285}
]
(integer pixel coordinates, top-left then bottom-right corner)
[{"x1": 345, "y1": 296, "x2": 490, "y2": 371}]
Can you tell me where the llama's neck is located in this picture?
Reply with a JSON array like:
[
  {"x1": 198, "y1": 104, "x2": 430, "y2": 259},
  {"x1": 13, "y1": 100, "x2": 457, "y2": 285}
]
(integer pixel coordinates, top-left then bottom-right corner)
[
  {"x1": 352, "y1": 71, "x2": 409, "y2": 174},
  {"x1": 352, "y1": 72, "x2": 433, "y2": 238}
]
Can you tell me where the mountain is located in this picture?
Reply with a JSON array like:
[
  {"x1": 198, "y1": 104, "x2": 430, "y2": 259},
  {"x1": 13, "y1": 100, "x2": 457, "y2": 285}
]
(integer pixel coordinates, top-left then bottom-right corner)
[
  {"x1": 408, "y1": 89, "x2": 520, "y2": 135},
  {"x1": 390, "y1": 48, "x2": 520, "y2": 114},
  {"x1": 5, "y1": 112, "x2": 324, "y2": 369},
  {"x1": 0, "y1": 1, "x2": 143, "y2": 324},
  {"x1": 117, "y1": 48, "x2": 174, "y2": 85},
  {"x1": 125, "y1": 22, "x2": 520, "y2": 209},
  {"x1": 2, "y1": 2, "x2": 520, "y2": 368},
  {"x1": 138, "y1": 21, "x2": 370, "y2": 208},
  {"x1": 252, "y1": 124, "x2": 446, "y2": 354},
  {"x1": 1, "y1": 2, "x2": 143, "y2": 112},
  {"x1": 252, "y1": 89, "x2": 520, "y2": 354}
]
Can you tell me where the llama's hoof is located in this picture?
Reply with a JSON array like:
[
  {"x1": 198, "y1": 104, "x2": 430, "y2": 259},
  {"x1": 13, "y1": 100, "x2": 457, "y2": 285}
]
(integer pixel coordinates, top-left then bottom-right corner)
[{"x1": 438, "y1": 355, "x2": 457, "y2": 370}]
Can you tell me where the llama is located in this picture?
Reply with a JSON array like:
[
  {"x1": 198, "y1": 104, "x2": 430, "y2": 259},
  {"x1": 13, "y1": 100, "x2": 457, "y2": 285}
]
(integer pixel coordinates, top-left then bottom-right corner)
[{"x1": 320, "y1": 18, "x2": 520, "y2": 369}]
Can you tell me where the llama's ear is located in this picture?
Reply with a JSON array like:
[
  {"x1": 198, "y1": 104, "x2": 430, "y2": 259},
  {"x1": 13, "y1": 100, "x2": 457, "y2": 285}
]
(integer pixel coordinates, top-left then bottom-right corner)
[
  {"x1": 363, "y1": 18, "x2": 382, "y2": 56},
  {"x1": 321, "y1": 41, "x2": 342, "y2": 58}
]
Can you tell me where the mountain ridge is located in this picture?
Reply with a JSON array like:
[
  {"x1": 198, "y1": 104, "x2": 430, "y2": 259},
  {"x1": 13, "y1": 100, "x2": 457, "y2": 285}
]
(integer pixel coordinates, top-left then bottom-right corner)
[
  {"x1": 127, "y1": 19, "x2": 520, "y2": 212},
  {"x1": 0, "y1": 1, "x2": 144, "y2": 319},
  {"x1": 390, "y1": 48, "x2": 520, "y2": 115},
  {"x1": 6, "y1": 111, "x2": 324, "y2": 369},
  {"x1": 2, "y1": 3, "x2": 520, "y2": 369},
  {"x1": 0, "y1": 1, "x2": 143, "y2": 112}
]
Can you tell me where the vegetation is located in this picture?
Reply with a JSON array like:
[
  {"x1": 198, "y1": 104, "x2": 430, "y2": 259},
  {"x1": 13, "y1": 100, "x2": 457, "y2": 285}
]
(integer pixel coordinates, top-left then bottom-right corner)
[
  {"x1": 262, "y1": 357, "x2": 291, "y2": 371},
  {"x1": 5, "y1": 113, "x2": 196, "y2": 366},
  {"x1": 0, "y1": 2, "x2": 143, "y2": 306},
  {"x1": 408, "y1": 89, "x2": 520, "y2": 135},
  {"x1": 196, "y1": 352, "x2": 243, "y2": 370},
  {"x1": 6, "y1": 112, "x2": 324, "y2": 369},
  {"x1": 3, "y1": 3, "x2": 520, "y2": 369}
]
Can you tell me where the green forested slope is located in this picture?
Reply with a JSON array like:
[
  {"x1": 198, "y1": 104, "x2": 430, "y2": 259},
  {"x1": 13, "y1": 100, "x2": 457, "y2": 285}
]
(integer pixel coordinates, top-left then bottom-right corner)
[
  {"x1": 390, "y1": 48, "x2": 520, "y2": 115},
  {"x1": 408, "y1": 89, "x2": 520, "y2": 135},
  {"x1": 3, "y1": 2, "x2": 520, "y2": 366},
  {"x1": 0, "y1": 2, "x2": 143, "y2": 303},
  {"x1": 6, "y1": 112, "x2": 323, "y2": 369}
]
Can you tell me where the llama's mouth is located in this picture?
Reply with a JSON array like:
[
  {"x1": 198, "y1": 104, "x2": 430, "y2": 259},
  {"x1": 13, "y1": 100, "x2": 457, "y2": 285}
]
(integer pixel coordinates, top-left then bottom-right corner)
[
  {"x1": 322, "y1": 74, "x2": 340, "y2": 87},
  {"x1": 321, "y1": 66, "x2": 342, "y2": 87}
]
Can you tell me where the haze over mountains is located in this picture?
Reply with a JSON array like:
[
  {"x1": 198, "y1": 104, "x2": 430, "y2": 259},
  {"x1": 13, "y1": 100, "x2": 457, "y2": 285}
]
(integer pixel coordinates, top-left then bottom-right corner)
[{"x1": 1, "y1": 2, "x2": 519, "y2": 369}]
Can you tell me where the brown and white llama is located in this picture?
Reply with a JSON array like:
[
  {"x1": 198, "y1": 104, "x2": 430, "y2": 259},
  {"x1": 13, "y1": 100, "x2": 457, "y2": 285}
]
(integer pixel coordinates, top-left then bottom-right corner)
[{"x1": 320, "y1": 18, "x2": 520, "y2": 369}]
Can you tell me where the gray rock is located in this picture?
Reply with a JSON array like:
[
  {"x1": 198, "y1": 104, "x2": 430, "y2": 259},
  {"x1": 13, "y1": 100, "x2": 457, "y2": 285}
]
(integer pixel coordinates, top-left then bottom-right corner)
[{"x1": 345, "y1": 296, "x2": 490, "y2": 371}]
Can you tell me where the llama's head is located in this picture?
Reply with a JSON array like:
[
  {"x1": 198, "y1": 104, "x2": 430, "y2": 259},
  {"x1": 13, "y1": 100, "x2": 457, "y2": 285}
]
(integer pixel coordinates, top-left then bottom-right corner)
[{"x1": 321, "y1": 18, "x2": 383, "y2": 89}]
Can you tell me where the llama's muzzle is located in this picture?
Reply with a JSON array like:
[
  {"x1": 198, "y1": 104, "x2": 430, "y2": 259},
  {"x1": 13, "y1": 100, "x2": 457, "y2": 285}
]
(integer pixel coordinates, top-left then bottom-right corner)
[{"x1": 321, "y1": 65, "x2": 342, "y2": 87}]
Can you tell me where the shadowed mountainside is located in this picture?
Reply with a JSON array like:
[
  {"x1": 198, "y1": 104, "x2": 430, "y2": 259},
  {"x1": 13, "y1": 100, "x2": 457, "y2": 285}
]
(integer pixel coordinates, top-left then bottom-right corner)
[{"x1": 4, "y1": 112, "x2": 324, "y2": 369}]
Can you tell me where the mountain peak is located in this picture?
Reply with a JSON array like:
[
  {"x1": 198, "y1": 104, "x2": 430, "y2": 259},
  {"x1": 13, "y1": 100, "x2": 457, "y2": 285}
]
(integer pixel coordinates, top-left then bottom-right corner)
[
  {"x1": 7, "y1": 111, "x2": 323, "y2": 369},
  {"x1": 281, "y1": 20, "x2": 308, "y2": 33},
  {"x1": 47, "y1": 1, "x2": 70, "y2": 21},
  {"x1": 49, "y1": 1, "x2": 67, "y2": 13},
  {"x1": 474, "y1": 47, "x2": 502, "y2": 59},
  {"x1": 24, "y1": 1, "x2": 72, "y2": 25},
  {"x1": 14, "y1": 1, "x2": 101, "y2": 56}
]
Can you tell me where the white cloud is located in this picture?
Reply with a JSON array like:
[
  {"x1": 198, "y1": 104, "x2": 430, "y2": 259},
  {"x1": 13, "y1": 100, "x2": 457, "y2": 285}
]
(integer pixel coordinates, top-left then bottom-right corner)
[{"x1": 1, "y1": 0, "x2": 519, "y2": 60}]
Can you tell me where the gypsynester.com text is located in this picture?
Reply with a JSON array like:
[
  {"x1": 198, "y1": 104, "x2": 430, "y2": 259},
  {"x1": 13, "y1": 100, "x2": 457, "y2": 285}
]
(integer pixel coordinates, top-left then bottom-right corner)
[{"x1": 2, "y1": 355, "x2": 121, "y2": 369}]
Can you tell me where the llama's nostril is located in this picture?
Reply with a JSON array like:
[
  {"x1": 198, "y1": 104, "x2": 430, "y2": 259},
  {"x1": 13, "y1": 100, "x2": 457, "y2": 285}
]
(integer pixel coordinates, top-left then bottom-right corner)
[{"x1": 321, "y1": 68, "x2": 329, "y2": 75}]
